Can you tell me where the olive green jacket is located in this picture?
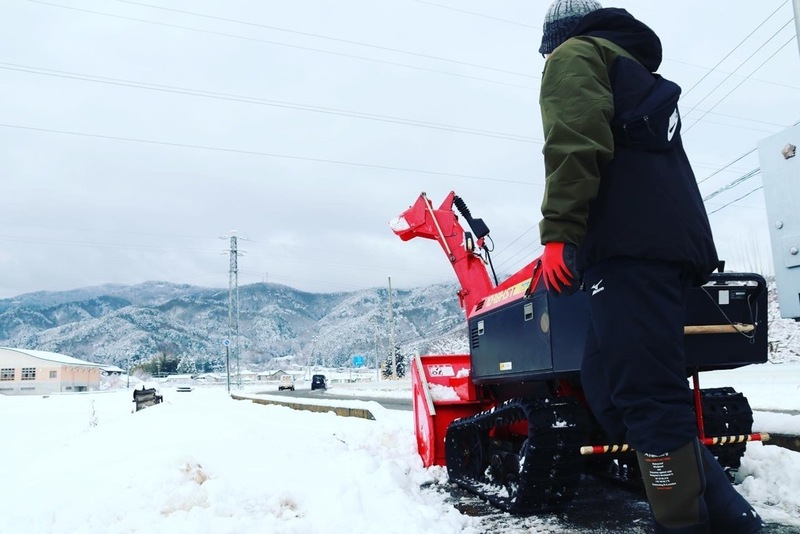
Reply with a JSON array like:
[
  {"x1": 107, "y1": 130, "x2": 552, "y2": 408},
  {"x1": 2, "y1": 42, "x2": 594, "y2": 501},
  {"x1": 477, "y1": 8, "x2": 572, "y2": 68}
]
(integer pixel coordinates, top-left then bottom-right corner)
[{"x1": 538, "y1": 36, "x2": 635, "y2": 246}]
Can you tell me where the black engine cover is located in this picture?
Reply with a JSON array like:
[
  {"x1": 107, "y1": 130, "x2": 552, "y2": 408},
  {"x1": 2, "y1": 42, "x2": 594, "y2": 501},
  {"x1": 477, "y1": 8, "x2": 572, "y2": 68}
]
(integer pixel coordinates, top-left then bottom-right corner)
[{"x1": 468, "y1": 272, "x2": 767, "y2": 385}]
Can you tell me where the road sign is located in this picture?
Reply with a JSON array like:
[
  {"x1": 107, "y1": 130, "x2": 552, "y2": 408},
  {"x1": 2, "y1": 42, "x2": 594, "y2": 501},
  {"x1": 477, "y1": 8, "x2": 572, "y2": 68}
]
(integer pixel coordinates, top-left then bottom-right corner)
[
  {"x1": 353, "y1": 355, "x2": 365, "y2": 367},
  {"x1": 223, "y1": 338, "x2": 231, "y2": 347}
]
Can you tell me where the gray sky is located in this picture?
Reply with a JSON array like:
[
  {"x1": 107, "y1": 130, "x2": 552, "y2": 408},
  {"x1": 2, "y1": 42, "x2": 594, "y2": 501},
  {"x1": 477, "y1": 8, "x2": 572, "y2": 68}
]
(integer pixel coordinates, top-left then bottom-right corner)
[{"x1": 1, "y1": 0, "x2": 798, "y2": 298}]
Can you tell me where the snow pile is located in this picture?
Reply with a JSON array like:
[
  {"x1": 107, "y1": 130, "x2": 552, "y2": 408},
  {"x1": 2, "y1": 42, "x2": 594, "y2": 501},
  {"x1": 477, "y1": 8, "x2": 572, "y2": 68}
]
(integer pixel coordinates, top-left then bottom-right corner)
[
  {"x1": 0, "y1": 388, "x2": 477, "y2": 534},
  {"x1": 737, "y1": 443, "x2": 800, "y2": 525},
  {"x1": 429, "y1": 383, "x2": 461, "y2": 401},
  {"x1": 768, "y1": 302, "x2": 800, "y2": 364},
  {"x1": 1, "y1": 372, "x2": 800, "y2": 533}
]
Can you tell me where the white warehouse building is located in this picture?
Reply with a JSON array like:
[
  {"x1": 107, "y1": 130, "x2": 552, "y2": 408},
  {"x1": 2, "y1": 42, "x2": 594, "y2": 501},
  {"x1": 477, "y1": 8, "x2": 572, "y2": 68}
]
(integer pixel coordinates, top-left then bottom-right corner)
[{"x1": 0, "y1": 347, "x2": 107, "y2": 395}]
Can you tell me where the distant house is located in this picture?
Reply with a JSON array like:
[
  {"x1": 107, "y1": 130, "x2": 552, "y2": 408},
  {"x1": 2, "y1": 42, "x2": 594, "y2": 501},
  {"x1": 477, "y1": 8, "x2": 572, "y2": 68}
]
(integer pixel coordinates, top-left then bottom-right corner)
[
  {"x1": 256, "y1": 370, "x2": 288, "y2": 382},
  {"x1": 101, "y1": 365, "x2": 125, "y2": 376},
  {"x1": 0, "y1": 347, "x2": 105, "y2": 395},
  {"x1": 195, "y1": 373, "x2": 224, "y2": 382},
  {"x1": 238, "y1": 370, "x2": 257, "y2": 382}
]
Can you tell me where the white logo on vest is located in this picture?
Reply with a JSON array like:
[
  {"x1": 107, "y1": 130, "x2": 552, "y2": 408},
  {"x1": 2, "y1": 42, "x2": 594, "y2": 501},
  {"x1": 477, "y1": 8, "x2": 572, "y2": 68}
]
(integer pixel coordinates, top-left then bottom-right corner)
[{"x1": 667, "y1": 108, "x2": 679, "y2": 141}]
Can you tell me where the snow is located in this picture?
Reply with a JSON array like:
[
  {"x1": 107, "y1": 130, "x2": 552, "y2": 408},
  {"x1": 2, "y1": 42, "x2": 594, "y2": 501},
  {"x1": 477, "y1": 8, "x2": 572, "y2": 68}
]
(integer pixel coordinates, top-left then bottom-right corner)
[
  {"x1": 1, "y1": 366, "x2": 799, "y2": 533},
  {"x1": 429, "y1": 383, "x2": 461, "y2": 402},
  {"x1": 388, "y1": 216, "x2": 411, "y2": 232}
]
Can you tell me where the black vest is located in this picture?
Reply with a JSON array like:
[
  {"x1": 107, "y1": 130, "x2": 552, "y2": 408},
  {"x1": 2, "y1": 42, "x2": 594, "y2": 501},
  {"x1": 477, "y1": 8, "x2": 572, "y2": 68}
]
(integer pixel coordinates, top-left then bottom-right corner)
[{"x1": 577, "y1": 55, "x2": 719, "y2": 285}]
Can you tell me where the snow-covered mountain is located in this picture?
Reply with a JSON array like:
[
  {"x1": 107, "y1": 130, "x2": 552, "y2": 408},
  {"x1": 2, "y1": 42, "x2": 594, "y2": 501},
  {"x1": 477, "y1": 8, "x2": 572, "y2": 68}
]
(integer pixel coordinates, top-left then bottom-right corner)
[
  {"x1": 0, "y1": 281, "x2": 467, "y2": 370},
  {"x1": 1, "y1": 278, "x2": 797, "y2": 371}
]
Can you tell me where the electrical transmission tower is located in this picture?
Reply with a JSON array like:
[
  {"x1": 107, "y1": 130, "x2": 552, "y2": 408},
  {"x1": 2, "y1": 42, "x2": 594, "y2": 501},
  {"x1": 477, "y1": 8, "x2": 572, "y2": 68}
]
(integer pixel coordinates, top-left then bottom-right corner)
[{"x1": 222, "y1": 232, "x2": 244, "y2": 387}]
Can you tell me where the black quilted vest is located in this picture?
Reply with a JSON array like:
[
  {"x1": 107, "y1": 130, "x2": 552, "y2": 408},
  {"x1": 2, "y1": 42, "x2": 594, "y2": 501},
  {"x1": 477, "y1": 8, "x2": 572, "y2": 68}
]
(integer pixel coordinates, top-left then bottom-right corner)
[{"x1": 571, "y1": 9, "x2": 719, "y2": 284}]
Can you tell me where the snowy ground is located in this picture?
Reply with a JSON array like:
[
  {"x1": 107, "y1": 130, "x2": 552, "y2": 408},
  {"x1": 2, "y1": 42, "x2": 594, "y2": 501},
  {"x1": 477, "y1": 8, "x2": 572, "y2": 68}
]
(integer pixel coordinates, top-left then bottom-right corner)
[{"x1": 0, "y1": 363, "x2": 799, "y2": 533}]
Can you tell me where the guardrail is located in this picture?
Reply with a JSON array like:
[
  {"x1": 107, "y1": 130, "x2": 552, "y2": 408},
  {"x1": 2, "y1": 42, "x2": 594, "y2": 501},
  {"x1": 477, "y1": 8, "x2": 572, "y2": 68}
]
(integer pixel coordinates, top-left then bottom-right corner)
[{"x1": 230, "y1": 394, "x2": 375, "y2": 420}]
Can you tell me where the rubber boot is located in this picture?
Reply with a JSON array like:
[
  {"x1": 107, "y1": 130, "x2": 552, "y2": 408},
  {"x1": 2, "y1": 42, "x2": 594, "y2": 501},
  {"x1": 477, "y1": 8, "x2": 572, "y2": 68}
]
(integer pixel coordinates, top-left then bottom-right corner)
[
  {"x1": 636, "y1": 439, "x2": 709, "y2": 533},
  {"x1": 700, "y1": 446, "x2": 763, "y2": 533}
]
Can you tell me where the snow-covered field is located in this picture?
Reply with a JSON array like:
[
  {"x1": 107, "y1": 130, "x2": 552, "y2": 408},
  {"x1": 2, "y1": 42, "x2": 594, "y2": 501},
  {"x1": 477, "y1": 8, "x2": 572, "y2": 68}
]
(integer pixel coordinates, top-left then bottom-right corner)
[{"x1": 0, "y1": 363, "x2": 799, "y2": 533}]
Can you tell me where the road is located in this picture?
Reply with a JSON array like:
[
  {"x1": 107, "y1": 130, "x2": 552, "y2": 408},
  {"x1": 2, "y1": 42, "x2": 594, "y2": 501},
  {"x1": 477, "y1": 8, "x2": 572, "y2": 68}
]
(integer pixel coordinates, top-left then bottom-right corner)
[
  {"x1": 263, "y1": 388, "x2": 799, "y2": 532},
  {"x1": 437, "y1": 476, "x2": 800, "y2": 533}
]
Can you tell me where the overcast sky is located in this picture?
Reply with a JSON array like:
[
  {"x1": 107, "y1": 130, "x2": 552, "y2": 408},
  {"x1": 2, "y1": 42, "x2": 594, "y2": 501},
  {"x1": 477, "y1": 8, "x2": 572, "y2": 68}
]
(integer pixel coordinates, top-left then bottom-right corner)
[{"x1": 2, "y1": 0, "x2": 798, "y2": 298}]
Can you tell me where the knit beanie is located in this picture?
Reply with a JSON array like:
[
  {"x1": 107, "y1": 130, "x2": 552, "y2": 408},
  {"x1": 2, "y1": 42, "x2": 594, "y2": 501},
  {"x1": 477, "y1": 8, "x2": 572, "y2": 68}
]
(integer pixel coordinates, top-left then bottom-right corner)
[{"x1": 539, "y1": 0, "x2": 603, "y2": 55}]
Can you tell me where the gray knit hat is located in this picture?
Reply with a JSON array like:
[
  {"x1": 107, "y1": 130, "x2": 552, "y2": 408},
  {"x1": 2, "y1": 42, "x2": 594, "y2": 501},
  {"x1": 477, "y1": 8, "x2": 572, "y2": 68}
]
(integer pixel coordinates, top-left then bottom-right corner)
[{"x1": 539, "y1": 0, "x2": 603, "y2": 55}]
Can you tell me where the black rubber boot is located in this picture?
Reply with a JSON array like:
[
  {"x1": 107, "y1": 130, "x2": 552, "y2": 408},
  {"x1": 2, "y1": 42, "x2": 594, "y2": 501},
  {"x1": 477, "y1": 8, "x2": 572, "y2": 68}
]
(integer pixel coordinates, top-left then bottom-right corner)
[
  {"x1": 700, "y1": 446, "x2": 764, "y2": 533},
  {"x1": 636, "y1": 439, "x2": 709, "y2": 533}
]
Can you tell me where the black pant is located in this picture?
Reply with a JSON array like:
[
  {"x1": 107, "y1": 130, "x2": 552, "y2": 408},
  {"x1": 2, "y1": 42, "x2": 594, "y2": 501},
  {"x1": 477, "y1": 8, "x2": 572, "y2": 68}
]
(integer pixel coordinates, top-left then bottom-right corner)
[{"x1": 580, "y1": 258, "x2": 697, "y2": 454}]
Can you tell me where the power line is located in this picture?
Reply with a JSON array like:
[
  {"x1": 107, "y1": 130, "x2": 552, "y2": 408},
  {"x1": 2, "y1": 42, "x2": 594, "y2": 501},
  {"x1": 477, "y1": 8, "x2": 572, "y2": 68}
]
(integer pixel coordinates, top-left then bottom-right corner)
[
  {"x1": 0, "y1": 62, "x2": 538, "y2": 144},
  {"x1": 682, "y1": 19, "x2": 795, "y2": 133},
  {"x1": 0, "y1": 219, "x2": 213, "y2": 242},
  {"x1": 410, "y1": 0, "x2": 538, "y2": 29},
  {"x1": 16, "y1": 3, "x2": 792, "y2": 166},
  {"x1": 500, "y1": 170, "x2": 760, "y2": 270},
  {"x1": 491, "y1": 236, "x2": 541, "y2": 272},
  {"x1": 489, "y1": 219, "x2": 547, "y2": 273},
  {"x1": 492, "y1": 223, "x2": 538, "y2": 254},
  {"x1": 8, "y1": 60, "x2": 783, "y2": 146},
  {"x1": 496, "y1": 245, "x2": 544, "y2": 280},
  {"x1": 497, "y1": 166, "x2": 767, "y2": 269},
  {"x1": 669, "y1": 58, "x2": 800, "y2": 93},
  {"x1": 707, "y1": 186, "x2": 764, "y2": 215},
  {"x1": 495, "y1": 161, "x2": 769, "y2": 269},
  {"x1": 687, "y1": 116, "x2": 785, "y2": 136},
  {"x1": 685, "y1": 35, "x2": 796, "y2": 134},
  {"x1": 3, "y1": 62, "x2": 781, "y2": 182},
  {"x1": 696, "y1": 118, "x2": 800, "y2": 186},
  {"x1": 692, "y1": 109, "x2": 791, "y2": 130},
  {"x1": 9, "y1": 2, "x2": 790, "y2": 243},
  {"x1": 28, "y1": 0, "x2": 535, "y2": 90},
  {"x1": 681, "y1": 0, "x2": 789, "y2": 100},
  {"x1": 0, "y1": 232, "x2": 214, "y2": 253},
  {"x1": 0, "y1": 122, "x2": 539, "y2": 186},
  {"x1": 110, "y1": 0, "x2": 537, "y2": 80},
  {"x1": 703, "y1": 167, "x2": 761, "y2": 202},
  {"x1": 0, "y1": 221, "x2": 455, "y2": 279},
  {"x1": 698, "y1": 148, "x2": 757, "y2": 184}
]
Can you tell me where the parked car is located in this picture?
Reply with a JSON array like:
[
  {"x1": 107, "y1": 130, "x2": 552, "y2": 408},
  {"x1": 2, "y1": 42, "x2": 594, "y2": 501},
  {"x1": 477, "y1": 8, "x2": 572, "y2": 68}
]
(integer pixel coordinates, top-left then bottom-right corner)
[
  {"x1": 278, "y1": 374, "x2": 295, "y2": 391},
  {"x1": 311, "y1": 374, "x2": 327, "y2": 391}
]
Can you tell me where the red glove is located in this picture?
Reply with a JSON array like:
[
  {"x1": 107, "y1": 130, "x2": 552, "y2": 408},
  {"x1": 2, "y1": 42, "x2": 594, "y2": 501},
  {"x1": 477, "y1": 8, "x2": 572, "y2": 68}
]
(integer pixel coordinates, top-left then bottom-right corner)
[{"x1": 540, "y1": 242, "x2": 579, "y2": 295}]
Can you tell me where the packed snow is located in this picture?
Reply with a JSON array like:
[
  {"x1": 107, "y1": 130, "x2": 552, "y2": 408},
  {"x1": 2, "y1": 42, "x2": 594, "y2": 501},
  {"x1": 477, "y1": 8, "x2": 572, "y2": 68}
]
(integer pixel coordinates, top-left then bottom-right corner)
[{"x1": 1, "y1": 364, "x2": 799, "y2": 533}]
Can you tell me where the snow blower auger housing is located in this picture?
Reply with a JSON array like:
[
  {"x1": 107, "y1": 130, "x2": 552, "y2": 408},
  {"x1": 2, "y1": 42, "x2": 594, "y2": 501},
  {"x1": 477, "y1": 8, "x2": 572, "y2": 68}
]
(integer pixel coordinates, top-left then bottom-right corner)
[{"x1": 393, "y1": 191, "x2": 769, "y2": 515}]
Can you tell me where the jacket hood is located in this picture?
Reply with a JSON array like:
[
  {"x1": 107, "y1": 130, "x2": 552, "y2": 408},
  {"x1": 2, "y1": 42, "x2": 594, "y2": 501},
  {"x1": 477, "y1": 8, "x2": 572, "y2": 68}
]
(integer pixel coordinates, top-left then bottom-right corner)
[{"x1": 568, "y1": 8, "x2": 662, "y2": 71}]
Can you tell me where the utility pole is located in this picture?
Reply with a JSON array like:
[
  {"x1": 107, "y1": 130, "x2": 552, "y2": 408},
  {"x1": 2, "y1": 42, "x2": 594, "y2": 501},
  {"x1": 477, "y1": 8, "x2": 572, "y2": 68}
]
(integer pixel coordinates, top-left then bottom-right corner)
[
  {"x1": 225, "y1": 339, "x2": 231, "y2": 393},
  {"x1": 374, "y1": 319, "x2": 380, "y2": 382},
  {"x1": 222, "y1": 232, "x2": 244, "y2": 388},
  {"x1": 794, "y1": 0, "x2": 800, "y2": 58},
  {"x1": 388, "y1": 276, "x2": 397, "y2": 379}
]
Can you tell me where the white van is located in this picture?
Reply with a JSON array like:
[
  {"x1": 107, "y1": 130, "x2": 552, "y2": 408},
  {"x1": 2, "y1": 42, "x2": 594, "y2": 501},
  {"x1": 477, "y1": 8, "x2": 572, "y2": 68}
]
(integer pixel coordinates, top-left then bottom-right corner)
[{"x1": 278, "y1": 374, "x2": 295, "y2": 391}]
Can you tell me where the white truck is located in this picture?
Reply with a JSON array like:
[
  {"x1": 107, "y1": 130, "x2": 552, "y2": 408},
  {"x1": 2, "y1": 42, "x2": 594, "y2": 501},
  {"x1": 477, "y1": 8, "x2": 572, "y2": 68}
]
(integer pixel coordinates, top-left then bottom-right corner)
[{"x1": 278, "y1": 374, "x2": 295, "y2": 391}]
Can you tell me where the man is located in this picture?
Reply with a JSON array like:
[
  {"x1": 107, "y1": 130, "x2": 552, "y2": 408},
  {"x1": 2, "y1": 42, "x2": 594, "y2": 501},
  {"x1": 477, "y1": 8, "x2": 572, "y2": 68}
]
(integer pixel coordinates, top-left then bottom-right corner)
[{"x1": 536, "y1": 1, "x2": 763, "y2": 532}]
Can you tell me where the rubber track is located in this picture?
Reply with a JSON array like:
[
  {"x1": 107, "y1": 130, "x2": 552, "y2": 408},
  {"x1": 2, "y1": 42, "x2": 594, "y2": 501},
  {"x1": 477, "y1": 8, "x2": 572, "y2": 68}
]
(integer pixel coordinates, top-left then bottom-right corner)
[
  {"x1": 699, "y1": 387, "x2": 754, "y2": 470},
  {"x1": 444, "y1": 396, "x2": 589, "y2": 515},
  {"x1": 586, "y1": 387, "x2": 755, "y2": 488}
]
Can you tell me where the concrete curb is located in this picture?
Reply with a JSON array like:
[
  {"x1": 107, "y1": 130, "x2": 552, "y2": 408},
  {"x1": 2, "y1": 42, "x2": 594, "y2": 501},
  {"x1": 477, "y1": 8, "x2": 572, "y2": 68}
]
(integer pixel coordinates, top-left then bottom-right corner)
[
  {"x1": 231, "y1": 394, "x2": 376, "y2": 420},
  {"x1": 765, "y1": 433, "x2": 800, "y2": 453}
]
